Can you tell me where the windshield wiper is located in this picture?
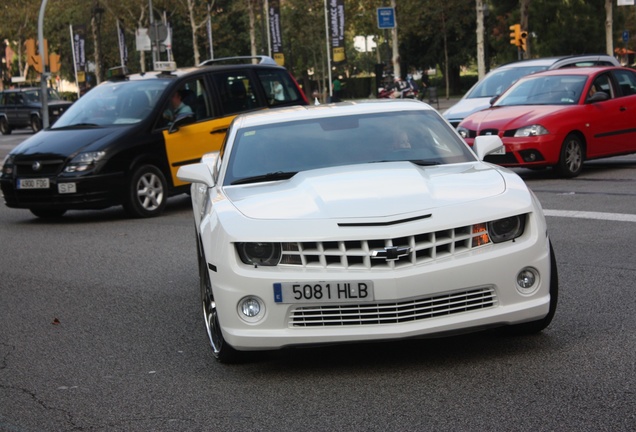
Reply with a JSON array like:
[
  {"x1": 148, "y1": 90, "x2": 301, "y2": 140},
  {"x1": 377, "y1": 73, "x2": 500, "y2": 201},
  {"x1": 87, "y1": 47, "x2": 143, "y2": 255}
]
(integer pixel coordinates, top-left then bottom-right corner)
[
  {"x1": 410, "y1": 160, "x2": 440, "y2": 166},
  {"x1": 52, "y1": 123, "x2": 101, "y2": 129},
  {"x1": 231, "y1": 171, "x2": 297, "y2": 185}
]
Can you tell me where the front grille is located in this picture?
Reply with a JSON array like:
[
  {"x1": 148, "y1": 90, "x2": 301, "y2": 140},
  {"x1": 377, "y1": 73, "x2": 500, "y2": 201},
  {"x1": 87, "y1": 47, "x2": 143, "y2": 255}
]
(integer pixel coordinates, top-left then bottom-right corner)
[
  {"x1": 14, "y1": 159, "x2": 65, "y2": 176},
  {"x1": 280, "y1": 224, "x2": 487, "y2": 270},
  {"x1": 479, "y1": 129, "x2": 499, "y2": 136},
  {"x1": 289, "y1": 286, "x2": 497, "y2": 327}
]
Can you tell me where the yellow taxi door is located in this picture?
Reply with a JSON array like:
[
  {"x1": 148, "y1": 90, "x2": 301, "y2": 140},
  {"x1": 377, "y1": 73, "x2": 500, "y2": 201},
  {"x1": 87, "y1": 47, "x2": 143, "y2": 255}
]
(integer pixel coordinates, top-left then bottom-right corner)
[{"x1": 163, "y1": 115, "x2": 236, "y2": 187}]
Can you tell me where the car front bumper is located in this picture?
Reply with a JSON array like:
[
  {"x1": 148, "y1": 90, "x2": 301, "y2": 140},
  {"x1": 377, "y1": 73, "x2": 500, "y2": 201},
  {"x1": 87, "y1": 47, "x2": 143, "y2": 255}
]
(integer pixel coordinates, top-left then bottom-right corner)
[{"x1": 205, "y1": 225, "x2": 553, "y2": 351}]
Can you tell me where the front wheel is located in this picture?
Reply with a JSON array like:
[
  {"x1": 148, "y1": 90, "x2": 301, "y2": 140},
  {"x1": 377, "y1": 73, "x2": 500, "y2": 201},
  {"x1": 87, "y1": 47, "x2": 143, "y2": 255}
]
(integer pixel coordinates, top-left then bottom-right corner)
[
  {"x1": 0, "y1": 117, "x2": 11, "y2": 135},
  {"x1": 31, "y1": 116, "x2": 42, "y2": 133},
  {"x1": 556, "y1": 134, "x2": 584, "y2": 178},
  {"x1": 198, "y1": 235, "x2": 240, "y2": 363},
  {"x1": 123, "y1": 164, "x2": 167, "y2": 218}
]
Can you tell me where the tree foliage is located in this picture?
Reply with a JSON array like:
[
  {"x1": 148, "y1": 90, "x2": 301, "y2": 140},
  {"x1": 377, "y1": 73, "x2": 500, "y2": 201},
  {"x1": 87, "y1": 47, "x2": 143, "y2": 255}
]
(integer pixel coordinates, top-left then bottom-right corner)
[{"x1": 1, "y1": 0, "x2": 634, "y2": 93}]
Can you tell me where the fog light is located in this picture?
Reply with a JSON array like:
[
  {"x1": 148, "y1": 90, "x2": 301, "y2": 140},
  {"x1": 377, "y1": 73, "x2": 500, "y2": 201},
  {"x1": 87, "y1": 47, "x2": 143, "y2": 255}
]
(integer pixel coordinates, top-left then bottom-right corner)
[
  {"x1": 516, "y1": 267, "x2": 539, "y2": 295},
  {"x1": 238, "y1": 296, "x2": 265, "y2": 323}
]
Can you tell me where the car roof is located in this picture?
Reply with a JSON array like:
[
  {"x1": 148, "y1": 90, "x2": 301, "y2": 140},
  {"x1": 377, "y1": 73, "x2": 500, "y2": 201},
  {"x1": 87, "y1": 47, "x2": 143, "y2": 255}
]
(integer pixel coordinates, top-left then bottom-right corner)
[
  {"x1": 495, "y1": 54, "x2": 619, "y2": 70},
  {"x1": 517, "y1": 65, "x2": 626, "y2": 78},
  {"x1": 233, "y1": 99, "x2": 434, "y2": 128},
  {"x1": 111, "y1": 58, "x2": 288, "y2": 82}
]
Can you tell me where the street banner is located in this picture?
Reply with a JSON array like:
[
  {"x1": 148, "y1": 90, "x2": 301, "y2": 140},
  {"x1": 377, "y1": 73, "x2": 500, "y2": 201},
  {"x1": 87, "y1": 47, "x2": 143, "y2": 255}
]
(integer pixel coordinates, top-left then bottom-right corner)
[
  {"x1": 328, "y1": 0, "x2": 346, "y2": 64},
  {"x1": 117, "y1": 20, "x2": 128, "y2": 66},
  {"x1": 269, "y1": 0, "x2": 284, "y2": 66},
  {"x1": 72, "y1": 25, "x2": 86, "y2": 72},
  {"x1": 618, "y1": 1, "x2": 635, "y2": 6},
  {"x1": 136, "y1": 28, "x2": 151, "y2": 52}
]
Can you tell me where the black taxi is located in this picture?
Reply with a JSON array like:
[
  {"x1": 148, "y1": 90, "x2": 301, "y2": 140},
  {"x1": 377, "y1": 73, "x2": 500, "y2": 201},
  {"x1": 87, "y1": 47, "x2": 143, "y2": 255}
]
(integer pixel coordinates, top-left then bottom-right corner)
[{"x1": 0, "y1": 57, "x2": 308, "y2": 218}]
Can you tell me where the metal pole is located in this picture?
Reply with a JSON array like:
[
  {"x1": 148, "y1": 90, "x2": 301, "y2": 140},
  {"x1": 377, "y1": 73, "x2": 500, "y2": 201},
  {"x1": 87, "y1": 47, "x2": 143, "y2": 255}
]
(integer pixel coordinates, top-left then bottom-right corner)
[
  {"x1": 69, "y1": 24, "x2": 80, "y2": 99},
  {"x1": 207, "y1": 2, "x2": 214, "y2": 59},
  {"x1": 149, "y1": 0, "x2": 156, "y2": 64},
  {"x1": 265, "y1": 0, "x2": 271, "y2": 57},
  {"x1": 324, "y1": 0, "x2": 333, "y2": 100},
  {"x1": 38, "y1": 0, "x2": 49, "y2": 128}
]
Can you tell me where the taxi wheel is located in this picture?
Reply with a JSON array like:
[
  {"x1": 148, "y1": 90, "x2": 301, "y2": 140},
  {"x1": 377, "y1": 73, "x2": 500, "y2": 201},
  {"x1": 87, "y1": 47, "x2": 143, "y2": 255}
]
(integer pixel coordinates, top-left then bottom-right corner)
[
  {"x1": 124, "y1": 164, "x2": 167, "y2": 218},
  {"x1": 31, "y1": 116, "x2": 42, "y2": 133},
  {"x1": 29, "y1": 208, "x2": 66, "y2": 218},
  {"x1": 502, "y1": 241, "x2": 559, "y2": 335},
  {"x1": 556, "y1": 134, "x2": 584, "y2": 178},
  {"x1": 0, "y1": 118, "x2": 11, "y2": 135},
  {"x1": 197, "y1": 234, "x2": 240, "y2": 364}
]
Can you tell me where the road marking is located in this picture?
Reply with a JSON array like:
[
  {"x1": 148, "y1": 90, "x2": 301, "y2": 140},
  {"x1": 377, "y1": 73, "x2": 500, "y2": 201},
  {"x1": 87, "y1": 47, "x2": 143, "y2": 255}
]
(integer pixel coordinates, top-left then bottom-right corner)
[{"x1": 544, "y1": 209, "x2": 636, "y2": 223}]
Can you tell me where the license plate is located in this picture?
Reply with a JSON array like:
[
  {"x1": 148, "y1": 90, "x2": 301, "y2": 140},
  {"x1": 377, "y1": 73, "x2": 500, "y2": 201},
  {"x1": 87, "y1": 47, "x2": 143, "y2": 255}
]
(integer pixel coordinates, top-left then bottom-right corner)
[
  {"x1": 17, "y1": 178, "x2": 50, "y2": 189},
  {"x1": 58, "y1": 182, "x2": 77, "y2": 194},
  {"x1": 273, "y1": 281, "x2": 374, "y2": 304}
]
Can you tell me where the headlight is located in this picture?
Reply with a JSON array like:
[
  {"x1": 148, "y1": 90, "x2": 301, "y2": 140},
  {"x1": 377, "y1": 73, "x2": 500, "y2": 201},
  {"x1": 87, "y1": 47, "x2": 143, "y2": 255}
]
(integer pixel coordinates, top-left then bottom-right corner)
[
  {"x1": 2, "y1": 154, "x2": 15, "y2": 175},
  {"x1": 487, "y1": 215, "x2": 526, "y2": 243},
  {"x1": 456, "y1": 126, "x2": 469, "y2": 139},
  {"x1": 236, "y1": 242, "x2": 281, "y2": 266},
  {"x1": 64, "y1": 151, "x2": 106, "y2": 173},
  {"x1": 514, "y1": 125, "x2": 549, "y2": 137}
]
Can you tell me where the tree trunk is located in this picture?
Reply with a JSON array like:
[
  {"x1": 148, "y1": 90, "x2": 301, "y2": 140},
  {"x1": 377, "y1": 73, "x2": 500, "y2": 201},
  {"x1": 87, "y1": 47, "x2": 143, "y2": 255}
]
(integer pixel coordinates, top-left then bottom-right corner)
[
  {"x1": 476, "y1": 0, "x2": 485, "y2": 80},
  {"x1": 605, "y1": 0, "x2": 613, "y2": 56}
]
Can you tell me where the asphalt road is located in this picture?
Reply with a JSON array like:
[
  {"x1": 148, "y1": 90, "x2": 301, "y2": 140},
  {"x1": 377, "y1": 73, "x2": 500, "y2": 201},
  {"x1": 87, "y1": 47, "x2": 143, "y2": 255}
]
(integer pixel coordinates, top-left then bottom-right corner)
[{"x1": 1, "y1": 132, "x2": 635, "y2": 431}]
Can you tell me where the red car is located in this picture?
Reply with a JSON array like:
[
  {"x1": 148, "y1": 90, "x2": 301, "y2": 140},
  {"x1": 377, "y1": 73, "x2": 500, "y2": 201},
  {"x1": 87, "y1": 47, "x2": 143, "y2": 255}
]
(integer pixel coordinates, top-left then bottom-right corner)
[{"x1": 457, "y1": 66, "x2": 636, "y2": 177}]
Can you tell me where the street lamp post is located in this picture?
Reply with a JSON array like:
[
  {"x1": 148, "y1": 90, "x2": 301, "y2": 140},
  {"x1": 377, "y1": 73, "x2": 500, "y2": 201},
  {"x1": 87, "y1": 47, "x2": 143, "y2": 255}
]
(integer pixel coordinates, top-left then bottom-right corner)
[
  {"x1": 38, "y1": 0, "x2": 50, "y2": 129},
  {"x1": 92, "y1": 2, "x2": 104, "y2": 84}
]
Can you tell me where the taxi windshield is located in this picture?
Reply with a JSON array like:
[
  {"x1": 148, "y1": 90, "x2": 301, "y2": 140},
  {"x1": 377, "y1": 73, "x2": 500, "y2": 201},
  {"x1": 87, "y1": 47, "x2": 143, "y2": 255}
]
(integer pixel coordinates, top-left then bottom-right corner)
[{"x1": 52, "y1": 80, "x2": 169, "y2": 128}]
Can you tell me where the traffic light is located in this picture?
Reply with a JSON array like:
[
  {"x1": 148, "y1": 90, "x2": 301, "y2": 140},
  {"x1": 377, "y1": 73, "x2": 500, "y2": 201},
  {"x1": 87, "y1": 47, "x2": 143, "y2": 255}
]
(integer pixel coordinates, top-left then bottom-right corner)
[
  {"x1": 509, "y1": 24, "x2": 521, "y2": 47},
  {"x1": 49, "y1": 53, "x2": 61, "y2": 74},
  {"x1": 520, "y1": 31, "x2": 528, "y2": 51}
]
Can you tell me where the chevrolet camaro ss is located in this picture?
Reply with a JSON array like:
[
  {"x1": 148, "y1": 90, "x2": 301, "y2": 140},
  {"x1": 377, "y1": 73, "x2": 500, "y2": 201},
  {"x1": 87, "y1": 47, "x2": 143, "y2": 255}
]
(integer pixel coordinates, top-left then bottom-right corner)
[{"x1": 177, "y1": 100, "x2": 558, "y2": 363}]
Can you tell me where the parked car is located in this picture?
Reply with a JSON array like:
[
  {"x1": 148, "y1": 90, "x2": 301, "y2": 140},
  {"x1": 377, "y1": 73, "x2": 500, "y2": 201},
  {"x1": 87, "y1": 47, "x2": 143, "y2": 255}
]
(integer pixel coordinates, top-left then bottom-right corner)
[
  {"x1": 456, "y1": 66, "x2": 636, "y2": 177},
  {"x1": 0, "y1": 57, "x2": 308, "y2": 218},
  {"x1": 443, "y1": 55, "x2": 620, "y2": 128},
  {"x1": 0, "y1": 87, "x2": 73, "y2": 134},
  {"x1": 177, "y1": 99, "x2": 558, "y2": 363}
]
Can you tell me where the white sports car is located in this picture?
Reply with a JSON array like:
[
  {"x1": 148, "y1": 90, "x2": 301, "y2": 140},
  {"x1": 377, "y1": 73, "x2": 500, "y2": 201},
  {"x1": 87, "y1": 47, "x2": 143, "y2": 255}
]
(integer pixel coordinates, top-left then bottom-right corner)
[{"x1": 177, "y1": 100, "x2": 558, "y2": 363}]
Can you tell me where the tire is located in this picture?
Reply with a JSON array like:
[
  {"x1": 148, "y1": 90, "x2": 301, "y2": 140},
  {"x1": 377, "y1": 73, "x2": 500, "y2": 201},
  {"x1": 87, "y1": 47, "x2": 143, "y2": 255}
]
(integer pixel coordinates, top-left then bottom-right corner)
[
  {"x1": 197, "y1": 234, "x2": 240, "y2": 364},
  {"x1": 556, "y1": 134, "x2": 584, "y2": 178},
  {"x1": 31, "y1": 116, "x2": 42, "y2": 133},
  {"x1": 0, "y1": 117, "x2": 11, "y2": 135},
  {"x1": 29, "y1": 208, "x2": 67, "y2": 219},
  {"x1": 123, "y1": 164, "x2": 167, "y2": 218},
  {"x1": 503, "y1": 241, "x2": 559, "y2": 335}
]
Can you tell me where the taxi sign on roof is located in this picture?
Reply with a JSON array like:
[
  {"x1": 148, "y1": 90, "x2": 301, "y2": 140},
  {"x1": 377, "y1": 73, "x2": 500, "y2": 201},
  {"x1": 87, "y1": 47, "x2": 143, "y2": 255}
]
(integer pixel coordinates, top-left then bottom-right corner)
[{"x1": 154, "y1": 61, "x2": 177, "y2": 72}]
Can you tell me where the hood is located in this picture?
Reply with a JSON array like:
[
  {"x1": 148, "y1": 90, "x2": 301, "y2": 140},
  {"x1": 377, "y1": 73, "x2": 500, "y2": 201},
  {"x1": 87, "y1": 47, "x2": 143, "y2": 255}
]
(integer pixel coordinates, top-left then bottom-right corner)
[
  {"x1": 462, "y1": 105, "x2": 569, "y2": 130},
  {"x1": 11, "y1": 127, "x2": 132, "y2": 159},
  {"x1": 224, "y1": 162, "x2": 506, "y2": 220},
  {"x1": 442, "y1": 97, "x2": 491, "y2": 122}
]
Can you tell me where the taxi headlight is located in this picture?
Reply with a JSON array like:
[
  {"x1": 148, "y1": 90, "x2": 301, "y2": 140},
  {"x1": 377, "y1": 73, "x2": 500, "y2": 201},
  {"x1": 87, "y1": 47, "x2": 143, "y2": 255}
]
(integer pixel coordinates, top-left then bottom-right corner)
[
  {"x1": 2, "y1": 154, "x2": 15, "y2": 175},
  {"x1": 64, "y1": 151, "x2": 106, "y2": 173},
  {"x1": 236, "y1": 242, "x2": 281, "y2": 266},
  {"x1": 488, "y1": 215, "x2": 526, "y2": 243}
]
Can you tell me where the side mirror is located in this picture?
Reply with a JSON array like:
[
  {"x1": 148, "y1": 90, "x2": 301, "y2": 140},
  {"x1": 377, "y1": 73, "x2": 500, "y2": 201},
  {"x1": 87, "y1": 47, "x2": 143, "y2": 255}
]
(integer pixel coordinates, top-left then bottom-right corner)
[
  {"x1": 473, "y1": 135, "x2": 505, "y2": 161},
  {"x1": 587, "y1": 91, "x2": 609, "y2": 103},
  {"x1": 177, "y1": 162, "x2": 215, "y2": 187},
  {"x1": 489, "y1": 95, "x2": 500, "y2": 106},
  {"x1": 168, "y1": 112, "x2": 196, "y2": 134}
]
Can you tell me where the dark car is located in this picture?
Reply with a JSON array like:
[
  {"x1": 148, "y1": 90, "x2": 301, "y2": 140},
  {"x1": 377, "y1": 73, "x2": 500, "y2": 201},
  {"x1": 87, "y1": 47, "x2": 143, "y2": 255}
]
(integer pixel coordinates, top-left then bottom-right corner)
[
  {"x1": 0, "y1": 57, "x2": 308, "y2": 218},
  {"x1": 0, "y1": 87, "x2": 73, "y2": 134}
]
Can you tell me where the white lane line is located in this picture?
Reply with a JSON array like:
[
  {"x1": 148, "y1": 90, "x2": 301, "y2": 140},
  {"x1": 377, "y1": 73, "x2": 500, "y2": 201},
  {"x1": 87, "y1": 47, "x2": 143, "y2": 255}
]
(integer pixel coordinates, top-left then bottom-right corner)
[{"x1": 544, "y1": 209, "x2": 636, "y2": 223}]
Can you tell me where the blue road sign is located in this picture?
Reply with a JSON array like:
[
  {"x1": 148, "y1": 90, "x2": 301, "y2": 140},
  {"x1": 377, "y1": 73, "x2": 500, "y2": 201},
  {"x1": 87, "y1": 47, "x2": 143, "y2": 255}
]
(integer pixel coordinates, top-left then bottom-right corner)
[
  {"x1": 377, "y1": 7, "x2": 396, "y2": 29},
  {"x1": 623, "y1": 30, "x2": 629, "y2": 43}
]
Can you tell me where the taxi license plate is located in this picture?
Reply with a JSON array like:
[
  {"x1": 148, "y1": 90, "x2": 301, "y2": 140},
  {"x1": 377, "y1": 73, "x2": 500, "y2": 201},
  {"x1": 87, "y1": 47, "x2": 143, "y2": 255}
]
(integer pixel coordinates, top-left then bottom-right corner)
[
  {"x1": 17, "y1": 178, "x2": 50, "y2": 189},
  {"x1": 273, "y1": 281, "x2": 374, "y2": 304}
]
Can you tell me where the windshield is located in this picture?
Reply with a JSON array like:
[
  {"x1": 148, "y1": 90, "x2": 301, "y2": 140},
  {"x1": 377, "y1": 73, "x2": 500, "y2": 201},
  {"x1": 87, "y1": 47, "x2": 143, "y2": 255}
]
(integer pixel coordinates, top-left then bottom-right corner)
[
  {"x1": 495, "y1": 75, "x2": 587, "y2": 106},
  {"x1": 23, "y1": 88, "x2": 63, "y2": 102},
  {"x1": 467, "y1": 65, "x2": 548, "y2": 99},
  {"x1": 225, "y1": 110, "x2": 475, "y2": 185},
  {"x1": 52, "y1": 80, "x2": 169, "y2": 128}
]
